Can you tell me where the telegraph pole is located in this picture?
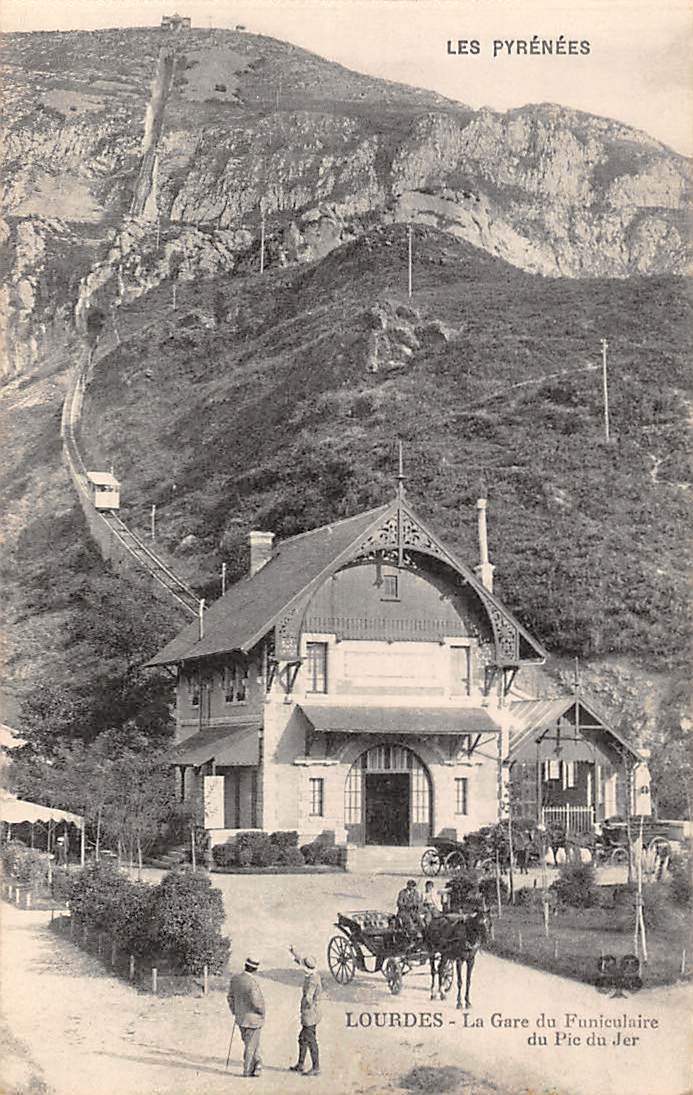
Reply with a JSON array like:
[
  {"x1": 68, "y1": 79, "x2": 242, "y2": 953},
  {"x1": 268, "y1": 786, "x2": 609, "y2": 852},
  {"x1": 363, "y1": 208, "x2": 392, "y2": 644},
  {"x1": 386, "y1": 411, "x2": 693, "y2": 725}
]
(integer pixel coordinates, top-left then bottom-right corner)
[
  {"x1": 407, "y1": 226, "x2": 413, "y2": 298},
  {"x1": 600, "y1": 338, "x2": 610, "y2": 442}
]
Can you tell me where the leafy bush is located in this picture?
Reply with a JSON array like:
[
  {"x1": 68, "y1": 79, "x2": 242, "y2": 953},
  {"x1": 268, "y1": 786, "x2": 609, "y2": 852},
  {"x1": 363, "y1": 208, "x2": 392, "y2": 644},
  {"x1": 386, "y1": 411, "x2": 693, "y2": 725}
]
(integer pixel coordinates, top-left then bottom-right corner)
[
  {"x1": 444, "y1": 869, "x2": 481, "y2": 911},
  {"x1": 550, "y1": 862, "x2": 599, "y2": 908},
  {"x1": 480, "y1": 874, "x2": 509, "y2": 905},
  {"x1": 274, "y1": 847, "x2": 305, "y2": 867},
  {"x1": 152, "y1": 868, "x2": 229, "y2": 974},
  {"x1": 669, "y1": 854, "x2": 691, "y2": 907},
  {"x1": 641, "y1": 884, "x2": 674, "y2": 931},
  {"x1": 1, "y1": 843, "x2": 51, "y2": 890},
  {"x1": 51, "y1": 867, "x2": 72, "y2": 904},
  {"x1": 68, "y1": 861, "x2": 134, "y2": 929},
  {"x1": 108, "y1": 880, "x2": 158, "y2": 957},
  {"x1": 212, "y1": 843, "x2": 237, "y2": 868},
  {"x1": 269, "y1": 830, "x2": 299, "y2": 849},
  {"x1": 236, "y1": 831, "x2": 273, "y2": 866}
]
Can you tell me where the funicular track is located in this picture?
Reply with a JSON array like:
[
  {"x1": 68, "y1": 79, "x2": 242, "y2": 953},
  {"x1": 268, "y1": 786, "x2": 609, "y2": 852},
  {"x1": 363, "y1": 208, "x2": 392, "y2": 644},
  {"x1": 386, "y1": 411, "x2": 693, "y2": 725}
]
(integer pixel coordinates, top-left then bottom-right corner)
[{"x1": 61, "y1": 338, "x2": 199, "y2": 619}]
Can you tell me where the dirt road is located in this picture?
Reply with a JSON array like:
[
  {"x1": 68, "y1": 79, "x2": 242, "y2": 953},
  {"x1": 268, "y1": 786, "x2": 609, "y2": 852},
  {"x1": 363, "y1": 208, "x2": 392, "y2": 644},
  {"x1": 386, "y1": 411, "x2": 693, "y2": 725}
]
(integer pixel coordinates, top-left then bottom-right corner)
[{"x1": 1, "y1": 871, "x2": 690, "y2": 1095}]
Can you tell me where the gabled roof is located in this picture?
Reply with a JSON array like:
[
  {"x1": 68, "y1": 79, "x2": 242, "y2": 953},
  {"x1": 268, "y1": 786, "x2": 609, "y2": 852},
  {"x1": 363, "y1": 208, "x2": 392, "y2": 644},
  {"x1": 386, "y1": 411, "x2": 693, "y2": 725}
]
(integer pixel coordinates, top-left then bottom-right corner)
[
  {"x1": 507, "y1": 694, "x2": 641, "y2": 761},
  {"x1": 146, "y1": 496, "x2": 547, "y2": 668},
  {"x1": 146, "y1": 504, "x2": 390, "y2": 666}
]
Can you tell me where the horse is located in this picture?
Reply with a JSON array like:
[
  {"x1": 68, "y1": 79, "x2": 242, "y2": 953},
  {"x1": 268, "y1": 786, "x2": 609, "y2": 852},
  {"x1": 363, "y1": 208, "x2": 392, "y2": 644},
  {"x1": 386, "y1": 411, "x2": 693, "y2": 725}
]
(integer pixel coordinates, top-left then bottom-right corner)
[{"x1": 423, "y1": 907, "x2": 489, "y2": 1009}]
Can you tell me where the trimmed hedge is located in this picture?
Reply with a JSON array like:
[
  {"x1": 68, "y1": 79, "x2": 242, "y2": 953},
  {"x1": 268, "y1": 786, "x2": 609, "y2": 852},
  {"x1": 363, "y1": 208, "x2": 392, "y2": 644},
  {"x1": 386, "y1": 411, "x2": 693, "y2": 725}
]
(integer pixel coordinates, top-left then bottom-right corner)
[
  {"x1": 65, "y1": 863, "x2": 230, "y2": 974},
  {"x1": 1, "y1": 842, "x2": 52, "y2": 891},
  {"x1": 211, "y1": 830, "x2": 346, "y2": 870}
]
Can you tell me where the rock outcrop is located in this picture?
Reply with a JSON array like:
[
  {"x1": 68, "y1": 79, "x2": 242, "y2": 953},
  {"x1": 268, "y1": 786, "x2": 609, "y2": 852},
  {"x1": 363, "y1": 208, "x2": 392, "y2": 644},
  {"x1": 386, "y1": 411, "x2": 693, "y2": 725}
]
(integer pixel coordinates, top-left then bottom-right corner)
[{"x1": 1, "y1": 27, "x2": 690, "y2": 375}]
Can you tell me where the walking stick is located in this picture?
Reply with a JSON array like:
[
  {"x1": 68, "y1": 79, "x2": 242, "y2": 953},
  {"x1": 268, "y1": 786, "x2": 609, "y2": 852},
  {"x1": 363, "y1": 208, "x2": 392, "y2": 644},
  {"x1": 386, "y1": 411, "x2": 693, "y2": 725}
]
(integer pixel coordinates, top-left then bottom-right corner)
[{"x1": 225, "y1": 1022, "x2": 237, "y2": 1070}]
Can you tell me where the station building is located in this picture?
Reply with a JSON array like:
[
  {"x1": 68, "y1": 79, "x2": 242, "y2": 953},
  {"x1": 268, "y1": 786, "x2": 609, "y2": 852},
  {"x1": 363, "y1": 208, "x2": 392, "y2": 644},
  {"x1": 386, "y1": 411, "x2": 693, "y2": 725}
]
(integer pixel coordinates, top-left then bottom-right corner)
[{"x1": 146, "y1": 490, "x2": 650, "y2": 849}]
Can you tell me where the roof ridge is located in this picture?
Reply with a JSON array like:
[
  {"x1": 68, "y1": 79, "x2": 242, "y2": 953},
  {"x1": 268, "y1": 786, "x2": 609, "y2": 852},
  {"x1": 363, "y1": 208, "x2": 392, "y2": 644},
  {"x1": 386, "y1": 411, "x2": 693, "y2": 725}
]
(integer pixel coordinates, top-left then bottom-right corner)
[{"x1": 277, "y1": 501, "x2": 392, "y2": 546}]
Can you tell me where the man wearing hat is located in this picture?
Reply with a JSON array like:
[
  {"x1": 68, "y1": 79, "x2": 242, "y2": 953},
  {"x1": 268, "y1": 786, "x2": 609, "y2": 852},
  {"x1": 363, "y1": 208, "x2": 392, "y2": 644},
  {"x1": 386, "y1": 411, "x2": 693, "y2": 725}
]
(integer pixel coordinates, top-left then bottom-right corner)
[
  {"x1": 289, "y1": 945, "x2": 322, "y2": 1076},
  {"x1": 227, "y1": 957, "x2": 265, "y2": 1077}
]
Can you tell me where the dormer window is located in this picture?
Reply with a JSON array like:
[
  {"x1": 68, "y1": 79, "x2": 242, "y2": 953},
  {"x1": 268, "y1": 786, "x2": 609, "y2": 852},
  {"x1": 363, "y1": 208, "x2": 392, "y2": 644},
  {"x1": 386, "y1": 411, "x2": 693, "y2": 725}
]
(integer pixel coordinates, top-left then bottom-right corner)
[{"x1": 224, "y1": 663, "x2": 248, "y2": 704}]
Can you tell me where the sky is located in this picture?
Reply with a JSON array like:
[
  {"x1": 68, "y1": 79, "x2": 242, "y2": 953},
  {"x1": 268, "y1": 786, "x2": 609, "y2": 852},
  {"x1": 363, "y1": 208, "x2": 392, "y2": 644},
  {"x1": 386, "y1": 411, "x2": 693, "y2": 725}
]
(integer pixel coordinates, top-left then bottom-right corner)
[{"x1": 2, "y1": 0, "x2": 691, "y2": 156}]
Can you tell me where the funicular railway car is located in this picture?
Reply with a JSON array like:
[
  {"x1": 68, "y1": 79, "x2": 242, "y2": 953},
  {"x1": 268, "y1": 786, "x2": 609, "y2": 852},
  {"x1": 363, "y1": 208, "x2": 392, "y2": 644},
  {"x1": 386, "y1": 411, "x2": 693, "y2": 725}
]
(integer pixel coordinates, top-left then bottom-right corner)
[{"x1": 86, "y1": 471, "x2": 120, "y2": 511}]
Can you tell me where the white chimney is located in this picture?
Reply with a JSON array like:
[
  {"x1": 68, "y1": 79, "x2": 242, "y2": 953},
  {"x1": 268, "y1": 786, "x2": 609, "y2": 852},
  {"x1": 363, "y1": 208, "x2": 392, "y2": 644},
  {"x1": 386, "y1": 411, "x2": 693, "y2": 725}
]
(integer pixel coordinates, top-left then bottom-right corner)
[
  {"x1": 474, "y1": 498, "x2": 495, "y2": 593},
  {"x1": 249, "y1": 530, "x2": 274, "y2": 576}
]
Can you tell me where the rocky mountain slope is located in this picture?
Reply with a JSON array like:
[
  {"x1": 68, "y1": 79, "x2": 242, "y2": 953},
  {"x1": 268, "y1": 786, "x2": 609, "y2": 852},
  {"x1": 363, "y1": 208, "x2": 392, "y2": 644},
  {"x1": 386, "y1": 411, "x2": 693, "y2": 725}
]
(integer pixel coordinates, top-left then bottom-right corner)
[{"x1": 1, "y1": 27, "x2": 690, "y2": 376}]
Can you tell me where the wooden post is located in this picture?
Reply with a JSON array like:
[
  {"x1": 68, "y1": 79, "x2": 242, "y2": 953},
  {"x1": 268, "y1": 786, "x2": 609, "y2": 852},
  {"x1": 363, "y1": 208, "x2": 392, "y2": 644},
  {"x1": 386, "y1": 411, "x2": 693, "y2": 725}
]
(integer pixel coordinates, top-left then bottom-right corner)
[
  {"x1": 83, "y1": 924, "x2": 88, "y2": 946},
  {"x1": 191, "y1": 825, "x2": 197, "y2": 871},
  {"x1": 80, "y1": 823, "x2": 85, "y2": 867},
  {"x1": 25, "y1": 890, "x2": 32, "y2": 909},
  {"x1": 111, "y1": 940, "x2": 117, "y2": 968},
  {"x1": 97, "y1": 933, "x2": 103, "y2": 958},
  {"x1": 681, "y1": 948, "x2": 686, "y2": 977},
  {"x1": 601, "y1": 338, "x2": 610, "y2": 442},
  {"x1": 152, "y1": 967, "x2": 158, "y2": 994},
  {"x1": 221, "y1": 562, "x2": 227, "y2": 596},
  {"x1": 151, "y1": 504, "x2": 156, "y2": 542},
  {"x1": 494, "y1": 851, "x2": 502, "y2": 919},
  {"x1": 203, "y1": 964, "x2": 209, "y2": 995},
  {"x1": 407, "y1": 225, "x2": 413, "y2": 298},
  {"x1": 129, "y1": 955, "x2": 135, "y2": 981},
  {"x1": 518, "y1": 930, "x2": 523, "y2": 952},
  {"x1": 259, "y1": 210, "x2": 266, "y2": 274}
]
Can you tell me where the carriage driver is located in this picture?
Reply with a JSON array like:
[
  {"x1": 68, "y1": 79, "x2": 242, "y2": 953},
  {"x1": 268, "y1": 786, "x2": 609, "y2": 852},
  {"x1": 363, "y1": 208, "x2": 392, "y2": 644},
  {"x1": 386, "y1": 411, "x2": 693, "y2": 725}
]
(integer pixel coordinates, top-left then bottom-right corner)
[{"x1": 396, "y1": 879, "x2": 423, "y2": 932}]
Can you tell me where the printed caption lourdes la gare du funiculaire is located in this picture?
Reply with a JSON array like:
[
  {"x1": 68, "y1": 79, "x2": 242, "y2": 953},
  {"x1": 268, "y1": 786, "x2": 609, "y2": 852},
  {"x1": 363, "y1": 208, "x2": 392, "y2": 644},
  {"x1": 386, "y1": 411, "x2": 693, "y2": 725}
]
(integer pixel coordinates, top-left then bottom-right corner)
[{"x1": 344, "y1": 1009, "x2": 661, "y2": 1048}]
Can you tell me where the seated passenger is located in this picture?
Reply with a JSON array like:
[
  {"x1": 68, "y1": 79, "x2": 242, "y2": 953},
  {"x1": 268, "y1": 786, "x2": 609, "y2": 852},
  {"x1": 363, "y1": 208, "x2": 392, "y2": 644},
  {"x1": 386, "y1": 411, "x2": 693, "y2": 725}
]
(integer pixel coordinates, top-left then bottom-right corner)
[
  {"x1": 396, "y1": 879, "x2": 423, "y2": 932},
  {"x1": 422, "y1": 879, "x2": 443, "y2": 923}
]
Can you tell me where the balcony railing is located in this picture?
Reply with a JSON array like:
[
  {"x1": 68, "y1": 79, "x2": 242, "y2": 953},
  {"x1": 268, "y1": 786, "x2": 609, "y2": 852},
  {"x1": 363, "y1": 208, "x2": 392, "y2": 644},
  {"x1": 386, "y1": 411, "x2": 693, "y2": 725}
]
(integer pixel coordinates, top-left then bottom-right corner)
[{"x1": 542, "y1": 804, "x2": 595, "y2": 835}]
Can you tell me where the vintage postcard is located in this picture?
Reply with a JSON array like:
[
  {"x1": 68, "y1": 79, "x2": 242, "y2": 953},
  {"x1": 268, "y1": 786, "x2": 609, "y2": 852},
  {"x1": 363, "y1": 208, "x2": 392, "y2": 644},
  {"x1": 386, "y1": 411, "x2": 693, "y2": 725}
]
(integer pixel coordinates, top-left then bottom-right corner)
[{"x1": 0, "y1": 1, "x2": 690, "y2": 1094}]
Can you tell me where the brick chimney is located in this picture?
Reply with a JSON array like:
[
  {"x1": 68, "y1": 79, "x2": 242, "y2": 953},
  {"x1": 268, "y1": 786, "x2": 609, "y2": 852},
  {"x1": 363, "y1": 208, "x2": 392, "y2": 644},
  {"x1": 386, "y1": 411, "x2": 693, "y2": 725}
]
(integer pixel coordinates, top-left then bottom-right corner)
[
  {"x1": 249, "y1": 530, "x2": 274, "y2": 576},
  {"x1": 474, "y1": 498, "x2": 495, "y2": 593}
]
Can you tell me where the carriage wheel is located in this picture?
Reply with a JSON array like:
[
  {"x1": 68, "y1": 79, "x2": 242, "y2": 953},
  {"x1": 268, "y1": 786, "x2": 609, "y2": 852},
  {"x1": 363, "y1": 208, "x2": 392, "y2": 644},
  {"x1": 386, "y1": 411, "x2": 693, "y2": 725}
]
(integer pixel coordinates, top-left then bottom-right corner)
[
  {"x1": 609, "y1": 847, "x2": 629, "y2": 868},
  {"x1": 385, "y1": 958, "x2": 403, "y2": 996},
  {"x1": 327, "y1": 935, "x2": 357, "y2": 984},
  {"x1": 445, "y1": 850, "x2": 465, "y2": 873},
  {"x1": 439, "y1": 958, "x2": 454, "y2": 995},
  {"x1": 421, "y1": 849, "x2": 442, "y2": 876}
]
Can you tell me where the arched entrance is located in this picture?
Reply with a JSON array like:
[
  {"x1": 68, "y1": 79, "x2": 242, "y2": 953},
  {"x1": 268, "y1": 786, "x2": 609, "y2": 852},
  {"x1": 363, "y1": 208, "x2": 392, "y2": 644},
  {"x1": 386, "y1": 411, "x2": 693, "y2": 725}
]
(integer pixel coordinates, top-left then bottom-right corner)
[{"x1": 344, "y1": 744, "x2": 432, "y2": 846}]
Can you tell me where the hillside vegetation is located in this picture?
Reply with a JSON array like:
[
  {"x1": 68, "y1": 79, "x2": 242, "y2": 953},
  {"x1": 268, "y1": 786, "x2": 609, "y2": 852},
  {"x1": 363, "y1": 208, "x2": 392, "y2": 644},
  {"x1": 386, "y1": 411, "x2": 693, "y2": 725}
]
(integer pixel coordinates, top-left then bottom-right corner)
[{"x1": 77, "y1": 226, "x2": 691, "y2": 666}]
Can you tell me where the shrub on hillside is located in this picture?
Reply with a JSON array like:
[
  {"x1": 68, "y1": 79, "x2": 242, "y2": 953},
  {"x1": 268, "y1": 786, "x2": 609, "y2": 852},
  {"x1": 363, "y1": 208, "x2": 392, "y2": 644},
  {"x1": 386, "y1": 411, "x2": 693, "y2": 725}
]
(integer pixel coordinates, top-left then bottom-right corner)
[
  {"x1": 550, "y1": 862, "x2": 599, "y2": 908},
  {"x1": 152, "y1": 868, "x2": 229, "y2": 974}
]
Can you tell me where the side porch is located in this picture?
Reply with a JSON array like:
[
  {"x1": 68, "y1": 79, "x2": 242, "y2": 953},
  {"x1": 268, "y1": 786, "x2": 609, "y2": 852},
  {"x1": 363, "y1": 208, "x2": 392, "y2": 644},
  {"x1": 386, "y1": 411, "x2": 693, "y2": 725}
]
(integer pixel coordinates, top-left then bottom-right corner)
[{"x1": 506, "y1": 694, "x2": 651, "y2": 835}]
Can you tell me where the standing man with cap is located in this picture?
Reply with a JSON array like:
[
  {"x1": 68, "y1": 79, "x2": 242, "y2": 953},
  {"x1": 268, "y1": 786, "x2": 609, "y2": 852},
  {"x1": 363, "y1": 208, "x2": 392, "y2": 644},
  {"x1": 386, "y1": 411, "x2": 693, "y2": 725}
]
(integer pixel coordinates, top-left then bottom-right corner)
[
  {"x1": 289, "y1": 945, "x2": 322, "y2": 1076},
  {"x1": 227, "y1": 957, "x2": 265, "y2": 1077}
]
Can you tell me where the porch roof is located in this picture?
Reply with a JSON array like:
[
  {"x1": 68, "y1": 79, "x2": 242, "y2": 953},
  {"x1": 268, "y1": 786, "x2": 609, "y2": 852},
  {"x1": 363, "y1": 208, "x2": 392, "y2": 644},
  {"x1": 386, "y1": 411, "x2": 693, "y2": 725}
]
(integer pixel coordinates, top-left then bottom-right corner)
[
  {"x1": 507, "y1": 695, "x2": 641, "y2": 762},
  {"x1": 172, "y1": 723, "x2": 260, "y2": 767},
  {"x1": 298, "y1": 704, "x2": 499, "y2": 737}
]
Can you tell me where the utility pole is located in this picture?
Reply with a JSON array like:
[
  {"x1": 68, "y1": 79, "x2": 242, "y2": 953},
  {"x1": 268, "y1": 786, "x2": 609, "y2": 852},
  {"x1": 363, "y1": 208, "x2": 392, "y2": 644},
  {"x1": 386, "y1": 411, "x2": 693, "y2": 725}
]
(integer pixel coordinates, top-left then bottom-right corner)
[
  {"x1": 600, "y1": 338, "x2": 610, "y2": 442},
  {"x1": 150, "y1": 504, "x2": 156, "y2": 542},
  {"x1": 407, "y1": 225, "x2": 413, "y2": 298},
  {"x1": 259, "y1": 206, "x2": 266, "y2": 274},
  {"x1": 221, "y1": 562, "x2": 227, "y2": 596}
]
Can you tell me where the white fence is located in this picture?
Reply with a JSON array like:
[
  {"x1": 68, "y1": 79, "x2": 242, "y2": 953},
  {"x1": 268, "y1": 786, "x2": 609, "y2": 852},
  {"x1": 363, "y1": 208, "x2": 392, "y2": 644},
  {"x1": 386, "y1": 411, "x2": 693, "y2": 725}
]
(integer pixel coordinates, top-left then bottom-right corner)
[{"x1": 542, "y1": 805, "x2": 595, "y2": 835}]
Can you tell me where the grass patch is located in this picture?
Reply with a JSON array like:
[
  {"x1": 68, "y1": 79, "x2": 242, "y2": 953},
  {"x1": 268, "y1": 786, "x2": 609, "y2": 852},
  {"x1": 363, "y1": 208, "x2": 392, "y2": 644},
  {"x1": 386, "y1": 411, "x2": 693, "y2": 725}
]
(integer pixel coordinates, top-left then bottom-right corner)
[{"x1": 485, "y1": 899, "x2": 692, "y2": 987}]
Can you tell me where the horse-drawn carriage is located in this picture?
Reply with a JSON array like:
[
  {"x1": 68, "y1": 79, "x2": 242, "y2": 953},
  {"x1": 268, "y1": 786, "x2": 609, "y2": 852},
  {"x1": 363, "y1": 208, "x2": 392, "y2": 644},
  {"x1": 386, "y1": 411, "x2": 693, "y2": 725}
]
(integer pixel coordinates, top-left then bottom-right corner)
[
  {"x1": 326, "y1": 910, "x2": 453, "y2": 995},
  {"x1": 326, "y1": 905, "x2": 489, "y2": 1008},
  {"x1": 594, "y1": 817, "x2": 684, "y2": 869}
]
